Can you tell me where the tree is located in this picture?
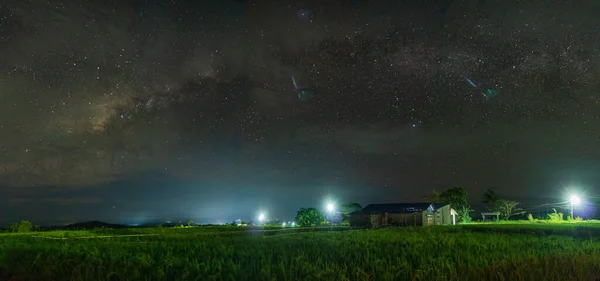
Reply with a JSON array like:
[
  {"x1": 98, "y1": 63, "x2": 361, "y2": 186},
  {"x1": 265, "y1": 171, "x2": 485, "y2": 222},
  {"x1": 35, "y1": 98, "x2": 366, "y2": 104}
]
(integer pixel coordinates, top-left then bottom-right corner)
[
  {"x1": 187, "y1": 219, "x2": 194, "y2": 227},
  {"x1": 295, "y1": 208, "x2": 325, "y2": 227},
  {"x1": 423, "y1": 189, "x2": 441, "y2": 203},
  {"x1": 9, "y1": 220, "x2": 33, "y2": 233},
  {"x1": 341, "y1": 202, "x2": 362, "y2": 223},
  {"x1": 482, "y1": 189, "x2": 524, "y2": 220},
  {"x1": 440, "y1": 187, "x2": 471, "y2": 223},
  {"x1": 495, "y1": 200, "x2": 524, "y2": 220},
  {"x1": 18, "y1": 220, "x2": 32, "y2": 232},
  {"x1": 482, "y1": 189, "x2": 499, "y2": 209}
]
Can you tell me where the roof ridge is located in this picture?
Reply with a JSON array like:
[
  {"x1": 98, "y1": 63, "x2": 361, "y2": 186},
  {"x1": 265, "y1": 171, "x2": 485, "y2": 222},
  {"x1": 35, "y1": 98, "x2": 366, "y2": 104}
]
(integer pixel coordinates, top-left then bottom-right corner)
[{"x1": 351, "y1": 202, "x2": 450, "y2": 215}]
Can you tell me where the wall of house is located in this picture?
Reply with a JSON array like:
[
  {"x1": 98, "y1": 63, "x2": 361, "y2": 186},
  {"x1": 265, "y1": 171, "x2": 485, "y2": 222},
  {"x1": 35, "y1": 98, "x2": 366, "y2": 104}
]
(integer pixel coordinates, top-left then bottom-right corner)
[
  {"x1": 351, "y1": 208, "x2": 454, "y2": 228},
  {"x1": 434, "y1": 205, "x2": 453, "y2": 225},
  {"x1": 433, "y1": 210, "x2": 442, "y2": 225},
  {"x1": 349, "y1": 214, "x2": 371, "y2": 227},
  {"x1": 418, "y1": 205, "x2": 453, "y2": 226},
  {"x1": 422, "y1": 212, "x2": 432, "y2": 226},
  {"x1": 385, "y1": 213, "x2": 423, "y2": 226}
]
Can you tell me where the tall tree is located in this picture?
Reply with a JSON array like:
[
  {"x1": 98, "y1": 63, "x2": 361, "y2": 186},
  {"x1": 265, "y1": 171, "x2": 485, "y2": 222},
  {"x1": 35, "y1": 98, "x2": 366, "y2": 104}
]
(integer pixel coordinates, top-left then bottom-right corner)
[
  {"x1": 295, "y1": 208, "x2": 325, "y2": 227},
  {"x1": 440, "y1": 187, "x2": 471, "y2": 223},
  {"x1": 482, "y1": 189, "x2": 524, "y2": 220},
  {"x1": 482, "y1": 189, "x2": 499, "y2": 205},
  {"x1": 495, "y1": 200, "x2": 524, "y2": 220},
  {"x1": 341, "y1": 202, "x2": 362, "y2": 223},
  {"x1": 423, "y1": 189, "x2": 441, "y2": 203}
]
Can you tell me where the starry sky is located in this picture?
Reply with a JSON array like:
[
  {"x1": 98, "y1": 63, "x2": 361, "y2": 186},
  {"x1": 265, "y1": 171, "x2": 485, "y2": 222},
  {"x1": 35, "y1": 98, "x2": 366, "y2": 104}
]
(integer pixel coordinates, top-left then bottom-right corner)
[{"x1": 1, "y1": 0, "x2": 600, "y2": 225}]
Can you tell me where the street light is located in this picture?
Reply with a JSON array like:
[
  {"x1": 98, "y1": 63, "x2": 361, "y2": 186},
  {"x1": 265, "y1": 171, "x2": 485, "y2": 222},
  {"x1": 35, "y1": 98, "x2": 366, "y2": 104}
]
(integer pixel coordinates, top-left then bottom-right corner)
[
  {"x1": 569, "y1": 195, "x2": 581, "y2": 219},
  {"x1": 258, "y1": 213, "x2": 266, "y2": 223},
  {"x1": 327, "y1": 203, "x2": 335, "y2": 213},
  {"x1": 325, "y1": 202, "x2": 336, "y2": 225}
]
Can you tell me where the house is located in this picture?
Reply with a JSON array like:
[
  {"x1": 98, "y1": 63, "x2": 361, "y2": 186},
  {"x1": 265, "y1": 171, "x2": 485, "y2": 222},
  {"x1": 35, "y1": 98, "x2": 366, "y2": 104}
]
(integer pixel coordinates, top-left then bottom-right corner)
[{"x1": 349, "y1": 203, "x2": 456, "y2": 228}]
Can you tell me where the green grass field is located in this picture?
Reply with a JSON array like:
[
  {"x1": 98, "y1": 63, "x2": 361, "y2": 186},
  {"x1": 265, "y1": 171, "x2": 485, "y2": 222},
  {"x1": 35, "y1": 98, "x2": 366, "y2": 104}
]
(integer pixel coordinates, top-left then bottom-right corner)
[{"x1": 2, "y1": 224, "x2": 600, "y2": 281}]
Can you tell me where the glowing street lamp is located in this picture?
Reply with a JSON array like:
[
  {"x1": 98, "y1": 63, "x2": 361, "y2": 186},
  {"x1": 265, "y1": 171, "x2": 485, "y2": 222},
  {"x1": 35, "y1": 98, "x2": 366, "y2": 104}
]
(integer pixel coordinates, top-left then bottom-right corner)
[
  {"x1": 569, "y1": 195, "x2": 581, "y2": 219},
  {"x1": 324, "y1": 202, "x2": 336, "y2": 225},
  {"x1": 258, "y1": 213, "x2": 266, "y2": 223},
  {"x1": 327, "y1": 202, "x2": 335, "y2": 213}
]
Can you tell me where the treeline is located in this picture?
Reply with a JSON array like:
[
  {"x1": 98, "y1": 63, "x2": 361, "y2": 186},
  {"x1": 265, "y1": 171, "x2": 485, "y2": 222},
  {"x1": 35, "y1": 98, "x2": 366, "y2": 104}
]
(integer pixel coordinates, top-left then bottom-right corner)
[{"x1": 423, "y1": 187, "x2": 529, "y2": 222}]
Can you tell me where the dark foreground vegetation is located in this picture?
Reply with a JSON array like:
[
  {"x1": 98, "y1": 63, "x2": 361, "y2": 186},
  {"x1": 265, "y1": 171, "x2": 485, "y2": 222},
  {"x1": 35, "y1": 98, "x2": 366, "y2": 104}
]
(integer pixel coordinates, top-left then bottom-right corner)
[{"x1": 2, "y1": 224, "x2": 600, "y2": 280}]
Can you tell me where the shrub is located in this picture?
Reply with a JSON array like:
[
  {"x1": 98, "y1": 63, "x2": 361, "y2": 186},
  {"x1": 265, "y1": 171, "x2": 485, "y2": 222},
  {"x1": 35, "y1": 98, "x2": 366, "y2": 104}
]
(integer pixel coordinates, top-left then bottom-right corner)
[
  {"x1": 547, "y1": 208, "x2": 564, "y2": 222},
  {"x1": 460, "y1": 215, "x2": 473, "y2": 223}
]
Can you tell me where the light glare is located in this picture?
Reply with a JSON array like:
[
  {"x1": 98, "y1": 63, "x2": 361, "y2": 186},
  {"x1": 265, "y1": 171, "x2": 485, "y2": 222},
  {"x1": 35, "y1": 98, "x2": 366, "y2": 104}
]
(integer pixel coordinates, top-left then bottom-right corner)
[
  {"x1": 570, "y1": 195, "x2": 581, "y2": 206},
  {"x1": 327, "y1": 203, "x2": 335, "y2": 212}
]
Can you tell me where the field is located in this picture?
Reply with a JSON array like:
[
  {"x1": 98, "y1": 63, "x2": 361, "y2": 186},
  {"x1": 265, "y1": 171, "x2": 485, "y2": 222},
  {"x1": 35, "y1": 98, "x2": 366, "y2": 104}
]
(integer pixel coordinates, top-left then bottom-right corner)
[{"x1": 2, "y1": 224, "x2": 600, "y2": 281}]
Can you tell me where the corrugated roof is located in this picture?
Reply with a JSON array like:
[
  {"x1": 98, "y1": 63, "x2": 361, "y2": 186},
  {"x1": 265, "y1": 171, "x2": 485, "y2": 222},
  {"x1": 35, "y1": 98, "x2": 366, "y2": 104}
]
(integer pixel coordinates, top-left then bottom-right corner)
[
  {"x1": 351, "y1": 203, "x2": 450, "y2": 214},
  {"x1": 432, "y1": 203, "x2": 450, "y2": 210}
]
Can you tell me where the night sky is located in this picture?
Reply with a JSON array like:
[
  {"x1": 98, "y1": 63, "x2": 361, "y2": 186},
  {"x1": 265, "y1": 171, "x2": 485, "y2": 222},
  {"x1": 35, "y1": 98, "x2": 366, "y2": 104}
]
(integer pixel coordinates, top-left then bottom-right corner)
[{"x1": 2, "y1": 0, "x2": 600, "y2": 225}]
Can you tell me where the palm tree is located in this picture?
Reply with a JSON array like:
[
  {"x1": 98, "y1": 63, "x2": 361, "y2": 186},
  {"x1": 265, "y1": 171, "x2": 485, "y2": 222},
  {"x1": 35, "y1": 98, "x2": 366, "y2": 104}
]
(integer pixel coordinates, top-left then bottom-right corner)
[{"x1": 482, "y1": 189, "x2": 498, "y2": 205}]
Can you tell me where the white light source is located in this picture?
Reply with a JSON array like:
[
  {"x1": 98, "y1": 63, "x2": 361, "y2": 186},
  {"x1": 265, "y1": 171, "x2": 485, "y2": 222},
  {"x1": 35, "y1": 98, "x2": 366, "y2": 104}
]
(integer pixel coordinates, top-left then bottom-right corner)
[
  {"x1": 327, "y1": 203, "x2": 335, "y2": 213},
  {"x1": 570, "y1": 195, "x2": 581, "y2": 206},
  {"x1": 291, "y1": 222, "x2": 295, "y2": 227},
  {"x1": 282, "y1": 222, "x2": 286, "y2": 227},
  {"x1": 258, "y1": 213, "x2": 265, "y2": 222},
  {"x1": 569, "y1": 195, "x2": 581, "y2": 220}
]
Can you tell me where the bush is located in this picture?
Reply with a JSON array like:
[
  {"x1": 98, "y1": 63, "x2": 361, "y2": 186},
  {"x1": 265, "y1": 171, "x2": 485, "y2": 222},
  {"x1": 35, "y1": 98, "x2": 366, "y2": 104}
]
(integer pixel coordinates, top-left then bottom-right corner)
[
  {"x1": 461, "y1": 215, "x2": 473, "y2": 223},
  {"x1": 527, "y1": 213, "x2": 534, "y2": 222},
  {"x1": 547, "y1": 209, "x2": 564, "y2": 222}
]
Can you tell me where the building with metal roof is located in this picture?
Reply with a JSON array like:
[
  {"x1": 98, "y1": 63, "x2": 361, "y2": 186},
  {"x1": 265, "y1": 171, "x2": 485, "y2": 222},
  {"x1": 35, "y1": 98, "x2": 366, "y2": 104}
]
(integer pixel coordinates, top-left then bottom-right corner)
[{"x1": 349, "y1": 203, "x2": 456, "y2": 228}]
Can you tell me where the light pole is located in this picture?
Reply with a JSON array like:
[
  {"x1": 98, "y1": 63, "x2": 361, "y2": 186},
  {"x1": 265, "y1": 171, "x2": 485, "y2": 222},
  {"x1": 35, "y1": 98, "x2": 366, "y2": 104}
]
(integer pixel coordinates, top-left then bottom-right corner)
[
  {"x1": 326, "y1": 202, "x2": 335, "y2": 224},
  {"x1": 569, "y1": 195, "x2": 581, "y2": 219}
]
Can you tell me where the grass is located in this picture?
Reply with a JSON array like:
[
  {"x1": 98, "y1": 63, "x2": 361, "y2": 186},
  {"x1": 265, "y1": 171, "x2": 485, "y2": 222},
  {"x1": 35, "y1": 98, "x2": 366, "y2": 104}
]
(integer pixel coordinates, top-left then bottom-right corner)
[{"x1": 2, "y1": 224, "x2": 600, "y2": 280}]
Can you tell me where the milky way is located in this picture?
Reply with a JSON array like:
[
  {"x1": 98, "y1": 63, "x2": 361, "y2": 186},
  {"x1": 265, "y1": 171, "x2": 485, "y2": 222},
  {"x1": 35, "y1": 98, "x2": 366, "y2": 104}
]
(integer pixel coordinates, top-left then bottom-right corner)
[{"x1": 1, "y1": 0, "x2": 600, "y2": 223}]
